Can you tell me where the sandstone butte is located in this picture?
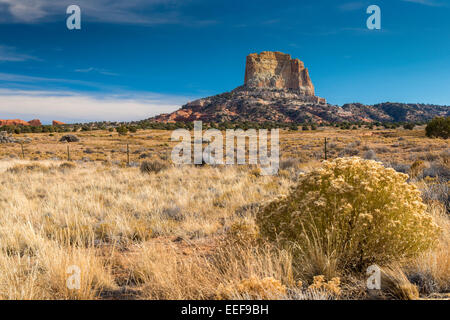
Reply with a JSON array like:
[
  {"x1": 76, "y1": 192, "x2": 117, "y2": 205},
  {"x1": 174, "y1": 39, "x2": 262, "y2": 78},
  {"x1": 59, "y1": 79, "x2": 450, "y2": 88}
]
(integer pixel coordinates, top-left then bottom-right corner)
[
  {"x1": 0, "y1": 119, "x2": 45, "y2": 126},
  {"x1": 28, "y1": 119, "x2": 42, "y2": 126},
  {"x1": 244, "y1": 51, "x2": 315, "y2": 96},
  {"x1": 0, "y1": 119, "x2": 32, "y2": 126},
  {"x1": 152, "y1": 51, "x2": 327, "y2": 123},
  {"x1": 52, "y1": 120, "x2": 66, "y2": 126}
]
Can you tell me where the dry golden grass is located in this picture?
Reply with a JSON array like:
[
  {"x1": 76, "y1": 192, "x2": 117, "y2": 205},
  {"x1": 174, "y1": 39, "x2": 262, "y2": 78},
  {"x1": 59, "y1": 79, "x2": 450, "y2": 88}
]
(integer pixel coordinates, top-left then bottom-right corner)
[
  {"x1": 1, "y1": 126, "x2": 448, "y2": 166},
  {"x1": 380, "y1": 265, "x2": 419, "y2": 300},
  {"x1": 0, "y1": 158, "x2": 295, "y2": 299},
  {"x1": 406, "y1": 203, "x2": 450, "y2": 294},
  {"x1": 0, "y1": 127, "x2": 448, "y2": 300}
]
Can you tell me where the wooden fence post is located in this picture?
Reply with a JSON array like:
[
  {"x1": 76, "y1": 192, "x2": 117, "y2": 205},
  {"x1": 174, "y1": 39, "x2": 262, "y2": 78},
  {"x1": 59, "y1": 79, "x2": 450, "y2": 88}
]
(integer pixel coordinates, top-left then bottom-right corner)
[
  {"x1": 324, "y1": 137, "x2": 328, "y2": 160},
  {"x1": 126, "y1": 143, "x2": 130, "y2": 166},
  {"x1": 67, "y1": 144, "x2": 70, "y2": 161},
  {"x1": 21, "y1": 142, "x2": 25, "y2": 159}
]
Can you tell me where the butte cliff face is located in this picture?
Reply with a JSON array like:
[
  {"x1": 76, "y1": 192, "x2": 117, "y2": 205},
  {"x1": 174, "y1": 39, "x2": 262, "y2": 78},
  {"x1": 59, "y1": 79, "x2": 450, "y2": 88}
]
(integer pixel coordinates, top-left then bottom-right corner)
[
  {"x1": 151, "y1": 51, "x2": 448, "y2": 124},
  {"x1": 244, "y1": 51, "x2": 315, "y2": 96}
]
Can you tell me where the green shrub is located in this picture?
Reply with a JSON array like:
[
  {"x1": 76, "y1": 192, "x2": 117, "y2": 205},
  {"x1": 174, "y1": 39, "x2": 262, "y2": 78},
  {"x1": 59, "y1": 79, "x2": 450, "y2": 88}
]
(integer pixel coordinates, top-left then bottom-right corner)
[
  {"x1": 257, "y1": 157, "x2": 440, "y2": 271},
  {"x1": 116, "y1": 125, "x2": 128, "y2": 136},
  {"x1": 140, "y1": 160, "x2": 169, "y2": 174},
  {"x1": 425, "y1": 117, "x2": 449, "y2": 139}
]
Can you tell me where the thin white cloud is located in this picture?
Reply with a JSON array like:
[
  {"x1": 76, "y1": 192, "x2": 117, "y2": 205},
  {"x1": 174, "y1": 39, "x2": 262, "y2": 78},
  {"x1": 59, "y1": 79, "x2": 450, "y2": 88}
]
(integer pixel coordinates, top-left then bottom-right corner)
[
  {"x1": 401, "y1": 0, "x2": 447, "y2": 7},
  {"x1": 0, "y1": 0, "x2": 188, "y2": 24},
  {"x1": 74, "y1": 67, "x2": 118, "y2": 76},
  {"x1": 0, "y1": 45, "x2": 39, "y2": 62},
  {"x1": 0, "y1": 88, "x2": 186, "y2": 123},
  {"x1": 0, "y1": 72, "x2": 100, "y2": 88}
]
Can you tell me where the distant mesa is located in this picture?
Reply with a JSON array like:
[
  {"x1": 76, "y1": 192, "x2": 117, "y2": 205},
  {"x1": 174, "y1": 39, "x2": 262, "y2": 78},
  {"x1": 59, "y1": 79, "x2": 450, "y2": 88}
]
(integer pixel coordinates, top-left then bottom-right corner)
[
  {"x1": 151, "y1": 51, "x2": 448, "y2": 124},
  {"x1": 0, "y1": 119, "x2": 68, "y2": 126},
  {"x1": 0, "y1": 119, "x2": 32, "y2": 126},
  {"x1": 28, "y1": 119, "x2": 42, "y2": 126},
  {"x1": 0, "y1": 119, "x2": 45, "y2": 126}
]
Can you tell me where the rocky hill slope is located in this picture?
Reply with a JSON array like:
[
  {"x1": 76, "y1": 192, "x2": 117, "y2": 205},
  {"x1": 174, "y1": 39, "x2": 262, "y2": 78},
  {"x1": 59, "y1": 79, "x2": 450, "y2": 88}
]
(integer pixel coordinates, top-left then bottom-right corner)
[{"x1": 152, "y1": 51, "x2": 449, "y2": 124}]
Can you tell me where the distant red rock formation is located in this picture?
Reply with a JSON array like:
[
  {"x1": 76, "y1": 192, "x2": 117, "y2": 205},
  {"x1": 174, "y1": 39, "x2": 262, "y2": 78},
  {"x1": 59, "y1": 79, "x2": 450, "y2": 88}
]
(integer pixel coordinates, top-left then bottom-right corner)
[
  {"x1": 0, "y1": 119, "x2": 30, "y2": 126},
  {"x1": 28, "y1": 119, "x2": 42, "y2": 126},
  {"x1": 52, "y1": 120, "x2": 65, "y2": 126}
]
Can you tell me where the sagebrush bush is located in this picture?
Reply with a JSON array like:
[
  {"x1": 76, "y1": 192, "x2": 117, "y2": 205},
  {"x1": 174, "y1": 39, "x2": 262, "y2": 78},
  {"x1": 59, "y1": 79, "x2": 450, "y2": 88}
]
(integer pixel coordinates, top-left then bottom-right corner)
[
  {"x1": 257, "y1": 157, "x2": 440, "y2": 271},
  {"x1": 409, "y1": 160, "x2": 426, "y2": 179},
  {"x1": 140, "y1": 160, "x2": 168, "y2": 174}
]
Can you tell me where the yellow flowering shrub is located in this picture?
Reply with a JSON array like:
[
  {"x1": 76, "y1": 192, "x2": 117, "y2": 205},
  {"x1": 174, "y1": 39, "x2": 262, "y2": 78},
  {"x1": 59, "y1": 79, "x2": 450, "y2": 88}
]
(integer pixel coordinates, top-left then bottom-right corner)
[
  {"x1": 308, "y1": 275, "x2": 341, "y2": 296},
  {"x1": 216, "y1": 276, "x2": 286, "y2": 300},
  {"x1": 257, "y1": 157, "x2": 440, "y2": 270}
]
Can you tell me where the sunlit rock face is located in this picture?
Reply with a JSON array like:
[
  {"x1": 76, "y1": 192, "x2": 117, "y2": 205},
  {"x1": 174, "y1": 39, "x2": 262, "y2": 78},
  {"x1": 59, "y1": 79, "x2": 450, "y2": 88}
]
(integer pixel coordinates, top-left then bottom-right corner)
[{"x1": 244, "y1": 51, "x2": 315, "y2": 96}]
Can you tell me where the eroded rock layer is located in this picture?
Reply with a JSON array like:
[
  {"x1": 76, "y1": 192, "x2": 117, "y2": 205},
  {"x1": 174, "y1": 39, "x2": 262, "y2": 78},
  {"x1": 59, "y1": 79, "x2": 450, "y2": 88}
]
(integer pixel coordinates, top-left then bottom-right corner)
[{"x1": 244, "y1": 51, "x2": 315, "y2": 95}]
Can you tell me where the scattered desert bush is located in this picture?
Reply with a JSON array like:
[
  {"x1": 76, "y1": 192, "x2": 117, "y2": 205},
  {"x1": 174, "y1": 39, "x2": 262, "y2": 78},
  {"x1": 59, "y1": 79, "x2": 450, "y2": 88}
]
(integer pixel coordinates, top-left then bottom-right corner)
[
  {"x1": 116, "y1": 125, "x2": 128, "y2": 136},
  {"x1": 59, "y1": 135, "x2": 80, "y2": 143},
  {"x1": 387, "y1": 162, "x2": 410, "y2": 174},
  {"x1": 257, "y1": 157, "x2": 441, "y2": 272},
  {"x1": 409, "y1": 160, "x2": 426, "y2": 179},
  {"x1": 425, "y1": 117, "x2": 449, "y2": 139},
  {"x1": 140, "y1": 160, "x2": 169, "y2": 174},
  {"x1": 422, "y1": 163, "x2": 450, "y2": 181},
  {"x1": 375, "y1": 146, "x2": 390, "y2": 154},
  {"x1": 441, "y1": 149, "x2": 449, "y2": 164},
  {"x1": 339, "y1": 142, "x2": 360, "y2": 157},
  {"x1": 419, "y1": 152, "x2": 440, "y2": 162},
  {"x1": 279, "y1": 158, "x2": 300, "y2": 170},
  {"x1": 363, "y1": 149, "x2": 377, "y2": 160},
  {"x1": 161, "y1": 206, "x2": 184, "y2": 222}
]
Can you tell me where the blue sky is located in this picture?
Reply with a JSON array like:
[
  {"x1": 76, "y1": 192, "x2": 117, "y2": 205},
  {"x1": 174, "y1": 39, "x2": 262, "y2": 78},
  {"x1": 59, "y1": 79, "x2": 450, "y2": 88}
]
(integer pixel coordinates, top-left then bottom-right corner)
[{"x1": 0, "y1": 0, "x2": 449, "y2": 123}]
